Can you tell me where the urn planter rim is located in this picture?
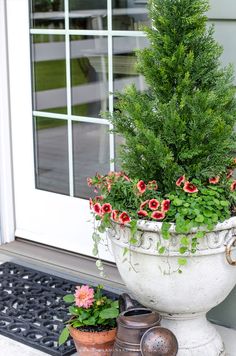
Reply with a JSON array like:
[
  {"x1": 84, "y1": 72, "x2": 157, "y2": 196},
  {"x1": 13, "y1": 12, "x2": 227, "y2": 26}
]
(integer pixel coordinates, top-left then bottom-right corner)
[{"x1": 112, "y1": 216, "x2": 236, "y2": 234}]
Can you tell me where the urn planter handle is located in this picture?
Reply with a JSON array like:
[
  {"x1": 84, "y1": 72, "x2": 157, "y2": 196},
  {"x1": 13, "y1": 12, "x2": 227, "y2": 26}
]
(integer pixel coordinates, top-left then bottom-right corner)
[{"x1": 226, "y1": 235, "x2": 236, "y2": 266}]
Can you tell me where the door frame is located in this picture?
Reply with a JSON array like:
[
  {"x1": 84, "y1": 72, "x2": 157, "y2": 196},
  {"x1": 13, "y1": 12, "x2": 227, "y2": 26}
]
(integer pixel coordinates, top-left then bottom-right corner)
[{"x1": 0, "y1": 0, "x2": 15, "y2": 245}]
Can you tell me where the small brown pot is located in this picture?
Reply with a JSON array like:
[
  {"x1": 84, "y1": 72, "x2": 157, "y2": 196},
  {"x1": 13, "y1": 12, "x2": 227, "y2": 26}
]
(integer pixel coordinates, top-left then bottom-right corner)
[{"x1": 69, "y1": 326, "x2": 117, "y2": 356}]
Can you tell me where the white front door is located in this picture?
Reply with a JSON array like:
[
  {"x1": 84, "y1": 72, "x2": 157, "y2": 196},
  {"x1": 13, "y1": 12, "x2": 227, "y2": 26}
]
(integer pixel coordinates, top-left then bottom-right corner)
[{"x1": 6, "y1": 0, "x2": 147, "y2": 258}]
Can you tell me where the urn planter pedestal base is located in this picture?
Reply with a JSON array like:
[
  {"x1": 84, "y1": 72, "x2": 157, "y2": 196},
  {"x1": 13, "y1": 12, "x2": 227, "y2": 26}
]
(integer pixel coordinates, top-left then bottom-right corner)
[
  {"x1": 161, "y1": 313, "x2": 225, "y2": 356},
  {"x1": 108, "y1": 217, "x2": 236, "y2": 356}
]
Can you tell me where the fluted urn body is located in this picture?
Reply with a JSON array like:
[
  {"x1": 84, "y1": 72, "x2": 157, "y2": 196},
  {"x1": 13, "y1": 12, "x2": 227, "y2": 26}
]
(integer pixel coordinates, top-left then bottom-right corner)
[{"x1": 108, "y1": 217, "x2": 236, "y2": 356}]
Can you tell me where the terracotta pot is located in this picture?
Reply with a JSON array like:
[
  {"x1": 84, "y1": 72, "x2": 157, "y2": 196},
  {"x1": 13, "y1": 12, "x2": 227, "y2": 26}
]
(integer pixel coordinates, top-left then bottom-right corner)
[{"x1": 69, "y1": 326, "x2": 117, "y2": 356}]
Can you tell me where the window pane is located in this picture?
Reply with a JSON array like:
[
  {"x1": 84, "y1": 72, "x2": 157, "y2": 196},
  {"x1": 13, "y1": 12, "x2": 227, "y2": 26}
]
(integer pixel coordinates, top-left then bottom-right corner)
[
  {"x1": 73, "y1": 122, "x2": 110, "y2": 198},
  {"x1": 31, "y1": 35, "x2": 67, "y2": 114},
  {"x1": 112, "y1": 0, "x2": 149, "y2": 30},
  {"x1": 69, "y1": 0, "x2": 107, "y2": 30},
  {"x1": 30, "y1": 0, "x2": 65, "y2": 29},
  {"x1": 34, "y1": 117, "x2": 69, "y2": 195},
  {"x1": 70, "y1": 36, "x2": 108, "y2": 118},
  {"x1": 113, "y1": 36, "x2": 149, "y2": 92}
]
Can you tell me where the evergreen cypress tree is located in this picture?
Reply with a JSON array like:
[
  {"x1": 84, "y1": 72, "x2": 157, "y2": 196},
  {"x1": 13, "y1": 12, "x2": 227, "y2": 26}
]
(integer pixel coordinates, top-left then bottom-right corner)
[{"x1": 107, "y1": 0, "x2": 236, "y2": 193}]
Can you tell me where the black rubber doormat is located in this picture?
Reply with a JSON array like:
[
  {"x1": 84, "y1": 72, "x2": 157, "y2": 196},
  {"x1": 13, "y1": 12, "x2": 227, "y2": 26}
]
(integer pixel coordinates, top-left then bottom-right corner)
[{"x1": 0, "y1": 262, "x2": 118, "y2": 356}]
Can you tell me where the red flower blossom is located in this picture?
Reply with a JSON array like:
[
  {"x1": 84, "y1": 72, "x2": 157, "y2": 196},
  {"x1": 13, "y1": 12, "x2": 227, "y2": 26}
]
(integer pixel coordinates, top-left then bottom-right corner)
[
  {"x1": 119, "y1": 212, "x2": 131, "y2": 224},
  {"x1": 138, "y1": 210, "x2": 148, "y2": 217},
  {"x1": 151, "y1": 211, "x2": 165, "y2": 220},
  {"x1": 231, "y1": 181, "x2": 236, "y2": 191},
  {"x1": 89, "y1": 198, "x2": 94, "y2": 210},
  {"x1": 137, "y1": 180, "x2": 146, "y2": 194},
  {"x1": 147, "y1": 180, "x2": 158, "y2": 190},
  {"x1": 176, "y1": 175, "x2": 185, "y2": 187},
  {"x1": 209, "y1": 177, "x2": 220, "y2": 184},
  {"x1": 87, "y1": 177, "x2": 93, "y2": 187},
  {"x1": 112, "y1": 210, "x2": 119, "y2": 221},
  {"x1": 93, "y1": 203, "x2": 102, "y2": 215},
  {"x1": 161, "y1": 199, "x2": 171, "y2": 212},
  {"x1": 140, "y1": 200, "x2": 149, "y2": 210},
  {"x1": 227, "y1": 170, "x2": 233, "y2": 179},
  {"x1": 149, "y1": 199, "x2": 160, "y2": 211},
  {"x1": 183, "y1": 182, "x2": 198, "y2": 193},
  {"x1": 101, "y1": 203, "x2": 112, "y2": 214}
]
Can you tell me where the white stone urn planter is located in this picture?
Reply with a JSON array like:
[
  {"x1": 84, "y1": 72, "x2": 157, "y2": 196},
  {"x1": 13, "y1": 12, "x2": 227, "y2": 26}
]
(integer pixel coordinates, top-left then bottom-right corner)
[{"x1": 108, "y1": 217, "x2": 236, "y2": 356}]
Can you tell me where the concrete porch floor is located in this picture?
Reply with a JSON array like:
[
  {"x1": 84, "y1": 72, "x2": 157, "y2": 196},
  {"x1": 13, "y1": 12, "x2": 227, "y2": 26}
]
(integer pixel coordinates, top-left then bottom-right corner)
[{"x1": 0, "y1": 324, "x2": 235, "y2": 355}]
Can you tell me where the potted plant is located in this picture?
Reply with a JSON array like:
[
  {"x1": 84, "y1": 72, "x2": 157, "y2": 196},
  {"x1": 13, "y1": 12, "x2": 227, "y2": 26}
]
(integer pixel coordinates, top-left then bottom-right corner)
[
  {"x1": 58, "y1": 284, "x2": 119, "y2": 355},
  {"x1": 88, "y1": 0, "x2": 236, "y2": 354}
]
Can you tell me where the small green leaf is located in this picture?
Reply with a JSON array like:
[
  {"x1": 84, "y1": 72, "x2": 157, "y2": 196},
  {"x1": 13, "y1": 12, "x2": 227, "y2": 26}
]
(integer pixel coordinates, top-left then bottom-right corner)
[
  {"x1": 158, "y1": 246, "x2": 166, "y2": 254},
  {"x1": 179, "y1": 246, "x2": 188, "y2": 254},
  {"x1": 123, "y1": 247, "x2": 129, "y2": 256},
  {"x1": 195, "y1": 215, "x2": 204, "y2": 223},
  {"x1": 58, "y1": 327, "x2": 69, "y2": 346},
  {"x1": 180, "y1": 236, "x2": 189, "y2": 246},
  {"x1": 63, "y1": 294, "x2": 75, "y2": 303},
  {"x1": 178, "y1": 258, "x2": 187, "y2": 266},
  {"x1": 195, "y1": 231, "x2": 205, "y2": 239}
]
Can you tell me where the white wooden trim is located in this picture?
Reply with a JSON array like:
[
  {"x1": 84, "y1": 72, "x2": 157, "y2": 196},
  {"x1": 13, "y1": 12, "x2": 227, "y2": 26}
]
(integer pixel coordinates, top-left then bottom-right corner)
[{"x1": 0, "y1": 0, "x2": 15, "y2": 245}]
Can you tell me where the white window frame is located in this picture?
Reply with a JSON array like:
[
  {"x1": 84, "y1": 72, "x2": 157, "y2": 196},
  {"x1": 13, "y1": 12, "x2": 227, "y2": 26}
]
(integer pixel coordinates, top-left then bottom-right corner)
[{"x1": 0, "y1": 0, "x2": 15, "y2": 245}]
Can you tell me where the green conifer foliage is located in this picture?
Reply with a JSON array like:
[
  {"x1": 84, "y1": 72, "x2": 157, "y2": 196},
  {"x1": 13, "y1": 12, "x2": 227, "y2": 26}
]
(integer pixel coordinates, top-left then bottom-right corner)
[{"x1": 107, "y1": 0, "x2": 236, "y2": 193}]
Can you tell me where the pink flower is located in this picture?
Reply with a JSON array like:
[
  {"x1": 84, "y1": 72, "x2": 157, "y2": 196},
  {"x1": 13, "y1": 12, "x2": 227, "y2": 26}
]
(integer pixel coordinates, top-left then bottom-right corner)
[
  {"x1": 183, "y1": 182, "x2": 198, "y2": 193},
  {"x1": 161, "y1": 199, "x2": 170, "y2": 212},
  {"x1": 93, "y1": 203, "x2": 102, "y2": 215},
  {"x1": 227, "y1": 170, "x2": 233, "y2": 179},
  {"x1": 112, "y1": 210, "x2": 119, "y2": 221},
  {"x1": 119, "y1": 212, "x2": 131, "y2": 224},
  {"x1": 231, "y1": 181, "x2": 236, "y2": 191},
  {"x1": 107, "y1": 183, "x2": 112, "y2": 192},
  {"x1": 209, "y1": 177, "x2": 220, "y2": 184},
  {"x1": 138, "y1": 210, "x2": 148, "y2": 217},
  {"x1": 74, "y1": 285, "x2": 95, "y2": 309},
  {"x1": 151, "y1": 211, "x2": 165, "y2": 220},
  {"x1": 147, "y1": 180, "x2": 158, "y2": 190},
  {"x1": 101, "y1": 203, "x2": 112, "y2": 214},
  {"x1": 149, "y1": 199, "x2": 160, "y2": 211},
  {"x1": 176, "y1": 175, "x2": 185, "y2": 187},
  {"x1": 140, "y1": 200, "x2": 149, "y2": 210},
  {"x1": 87, "y1": 177, "x2": 93, "y2": 187},
  {"x1": 137, "y1": 180, "x2": 146, "y2": 194},
  {"x1": 89, "y1": 198, "x2": 94, "y2": 210}
]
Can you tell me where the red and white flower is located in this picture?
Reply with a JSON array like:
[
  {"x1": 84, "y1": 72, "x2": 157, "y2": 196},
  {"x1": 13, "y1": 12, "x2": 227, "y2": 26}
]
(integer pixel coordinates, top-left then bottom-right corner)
[
  {"x1": 138, "y1": 210, "x2": 148, "y2": 217},
  {"x1": 149, "y1": 199, "x2": 160, "y2": 211},
  {"x1": 147, "y1": 180, "x2": 158, "y2": 190},
  {"x1": 183, "y1": 182, "x2": 198, "y2": 193},
  {"x1": 101, "y1": 203, "x2": 112, "y2": 214},
  {"x1": 119, "y1": 212, "x2": 131, "y2": 224},
  {"x1": 231, "y1": 180, "x2": 236, "y2": 191},
  {"x1": 161, "y1": 199, "x2": 170, "y2": 212},
  {"x1": 151, "y1": 211, "x2": 165, "y2": 220},
  {"x1": 112, "y1": 210, "x2": 119, "y2": 221},
  {"x1": 209, "y1": 176, "x2": 220, "y2": 184},
  {"x1": 227, "y1": 170, "x2": 233, "y2": 179},
  {"x1": 93, "y1": 203, "x2": 102, "y2": 215},
  {"x1": 87, "y1": 177, "x2": 93, "y2": 187},
  {"x1": 176, "y1": 175, "x2": 185, "y2": 187},
  {"x1": 137, "y1": 180, "x2": 146, "y2": 194},
  {"x1": 140, "y1": 200, "x2": 149, "y2": 210}
]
